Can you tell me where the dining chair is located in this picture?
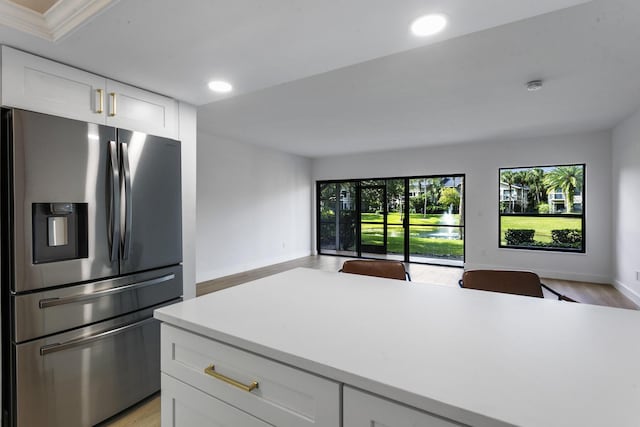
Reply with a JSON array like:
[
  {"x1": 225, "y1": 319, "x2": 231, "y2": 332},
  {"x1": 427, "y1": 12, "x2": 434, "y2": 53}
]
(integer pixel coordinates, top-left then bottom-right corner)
[
  {"x1": 458, "y1": 269, "x2": 576, "y2": 302},
  {"x1": 339, "y1": 260, "x2": 411, "y2": 281}
]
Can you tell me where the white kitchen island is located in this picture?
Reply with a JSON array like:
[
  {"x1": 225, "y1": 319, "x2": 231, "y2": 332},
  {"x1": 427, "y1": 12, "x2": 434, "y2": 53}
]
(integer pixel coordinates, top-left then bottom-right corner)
[{"x1": 154, "y1": 268, "x2": 640, "y2": 427}]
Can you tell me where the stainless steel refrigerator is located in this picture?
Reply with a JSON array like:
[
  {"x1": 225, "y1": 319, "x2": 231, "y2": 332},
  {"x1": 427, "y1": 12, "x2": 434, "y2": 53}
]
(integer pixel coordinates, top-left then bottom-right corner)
[{"x1": 0, "y1": 109, "x2": 183, "y2": 426}]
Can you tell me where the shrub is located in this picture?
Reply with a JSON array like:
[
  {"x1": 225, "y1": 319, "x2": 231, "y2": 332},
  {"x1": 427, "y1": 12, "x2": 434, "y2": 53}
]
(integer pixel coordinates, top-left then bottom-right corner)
[
  {"x1": 526, "y1": 241, "x2": 582, "y2": 249},
  {"x1": 505, "y1": 229, "x2": 535, "y2": 246},
  {"x1": 551, "y1": 229, "x2": 582, "y2": 245},
  {"x1": 537, "y1": 203, "x2": 550, "y2": 214},
  {"x1": 409, "y1": 195, "x2": 426, "y2": 213}
]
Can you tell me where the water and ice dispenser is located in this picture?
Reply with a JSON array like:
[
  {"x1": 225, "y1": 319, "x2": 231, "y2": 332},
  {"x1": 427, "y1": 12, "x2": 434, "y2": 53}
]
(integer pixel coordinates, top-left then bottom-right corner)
[{"x1": 32, "y1": 202, "x2": 88, "y2": 263}]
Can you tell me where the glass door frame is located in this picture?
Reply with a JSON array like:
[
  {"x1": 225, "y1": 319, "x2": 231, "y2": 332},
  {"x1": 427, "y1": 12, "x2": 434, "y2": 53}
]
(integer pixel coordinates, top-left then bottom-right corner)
[
  {"x1": 316, "y1": 174, "x2": 466, "y2": 266},
  {"x1": 359, "y1": 182, "x2": 387, "y2": 256}
]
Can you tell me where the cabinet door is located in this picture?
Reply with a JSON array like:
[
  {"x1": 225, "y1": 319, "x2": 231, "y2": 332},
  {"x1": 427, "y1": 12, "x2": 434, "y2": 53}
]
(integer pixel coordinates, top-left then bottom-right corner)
[
  {"x1": 161, "y1": 374, "x2": 271, "y2": 427},
  {"x1": 1, "y1": 46, "x2": 106, "y2": 123},
  {"x1": 161, "y1": 324, "x2": 340, "y2": 427},
  {"x1": 343, "y1": 387, "x2": 463, "y2": 427},
  {"x1": 106, "y1": 79, "x2": 178, "y2": 138}
]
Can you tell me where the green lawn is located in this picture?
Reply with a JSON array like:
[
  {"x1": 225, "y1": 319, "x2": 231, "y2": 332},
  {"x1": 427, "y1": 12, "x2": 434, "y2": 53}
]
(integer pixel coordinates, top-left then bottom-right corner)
[
  {"x1": 324, "y1": 212, "x2": 464, "y2": 259},
  {"x1": 361, "y1": 224, "x2": 463, "y2": 259},
  {"x1": 500, "y1": 216, "x2": 582, "y2": 244},
  {"x1": 362, "y1": 212, "x2": 461, "y2": 225}
]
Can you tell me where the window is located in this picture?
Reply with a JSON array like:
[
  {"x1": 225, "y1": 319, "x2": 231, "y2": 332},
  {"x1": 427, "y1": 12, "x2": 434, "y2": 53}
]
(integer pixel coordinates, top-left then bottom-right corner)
[
  {"x1": 317, "y1": 175, "x2": 465, "y2": 266},
  {"x1": 499, "y1": 164, "x2": 585, "y2": 252}
]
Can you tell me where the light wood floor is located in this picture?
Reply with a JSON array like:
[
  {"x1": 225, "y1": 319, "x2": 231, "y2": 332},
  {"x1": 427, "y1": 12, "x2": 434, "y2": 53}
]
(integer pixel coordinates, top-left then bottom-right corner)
[
  {"x1": 102, "y1": 255, "x2": 637, "y2": 426},
  {"x1": 97, "y1": 393, "x2": 160, "y2": 427}
]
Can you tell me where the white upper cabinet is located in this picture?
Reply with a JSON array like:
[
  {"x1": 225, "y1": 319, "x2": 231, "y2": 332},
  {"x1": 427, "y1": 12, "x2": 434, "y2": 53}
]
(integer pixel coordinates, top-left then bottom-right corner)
[
  {"x1": 1, "y1": 46, "x2": 179, "y2": 139},
  {"x1": 1, "y1": 46, "x2": 106, "y2": 124},
  {"x1": 105, "y1": 80, "x2": 178, "y2": 139}
]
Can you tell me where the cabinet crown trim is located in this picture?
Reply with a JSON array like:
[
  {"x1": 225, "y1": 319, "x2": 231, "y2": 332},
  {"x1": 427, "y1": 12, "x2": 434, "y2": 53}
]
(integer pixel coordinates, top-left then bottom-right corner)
[{"x1": 0, "y1": 0, "x2": 117, "y2": 41}]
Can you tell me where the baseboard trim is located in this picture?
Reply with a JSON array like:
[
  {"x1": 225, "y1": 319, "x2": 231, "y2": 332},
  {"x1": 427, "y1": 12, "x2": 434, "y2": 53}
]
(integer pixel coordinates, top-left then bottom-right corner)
[
  {"x1": 197, "y1": 250, "x2": 312, "y2": 283},
  {"x1": 463, "y1": 262, "x2": 611, "y2": 284},
  {"x1": 612, "y1": 279, "x2": 640, "y2": 307}
]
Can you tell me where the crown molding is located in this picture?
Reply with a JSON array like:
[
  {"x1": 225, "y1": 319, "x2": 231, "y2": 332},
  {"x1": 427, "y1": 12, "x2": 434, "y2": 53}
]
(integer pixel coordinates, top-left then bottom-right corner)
[
  {"x1": 0, "y1": 2, "x2": 50, "y2": 39},
  {"x1": 0, "y1": 0, "x2": 118, "y2": 41},
  {"x1": 45, "y1": 0, "x2": 117, "y2": 41}
]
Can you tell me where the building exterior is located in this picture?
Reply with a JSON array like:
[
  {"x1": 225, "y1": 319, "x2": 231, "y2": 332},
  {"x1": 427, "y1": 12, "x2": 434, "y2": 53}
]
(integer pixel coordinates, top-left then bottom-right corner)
[
  {"x1": 499, "y1": 182, "x2": 529, "y2": 212},
  {"x1": 547, "y1": 188, "x2": 583, "y2": 213}
]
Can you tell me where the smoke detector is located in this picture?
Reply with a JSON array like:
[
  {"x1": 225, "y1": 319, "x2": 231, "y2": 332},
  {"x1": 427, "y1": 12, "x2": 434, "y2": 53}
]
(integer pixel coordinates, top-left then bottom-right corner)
[{"x1": 526, "y1": 80, "x2": 543, "y2": 91}]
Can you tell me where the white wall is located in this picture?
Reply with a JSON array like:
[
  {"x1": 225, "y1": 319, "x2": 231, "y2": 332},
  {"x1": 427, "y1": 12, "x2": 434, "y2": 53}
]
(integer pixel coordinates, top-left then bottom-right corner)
[
  {"x1": 312, "y1": 131, "x2": 612, "y2": 283},
  {"x1": 196, "y1": 132, "x2": 312, "y2": 282},
  {"x1": 179, "y1": 102, "x2": 197, "y2": 299},
  {"x1": 612, "y1": 107, "x2": 640, "y2": 305}
]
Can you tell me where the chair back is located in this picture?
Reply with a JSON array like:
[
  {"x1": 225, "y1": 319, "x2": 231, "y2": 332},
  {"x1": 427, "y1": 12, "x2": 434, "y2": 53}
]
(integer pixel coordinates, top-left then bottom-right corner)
[
  {"x1": 340, "y1": 260, "x2": 409, "y2": 281},
  {"x1": 460, "y1": 270, "x2": 544, "y2": 298}
]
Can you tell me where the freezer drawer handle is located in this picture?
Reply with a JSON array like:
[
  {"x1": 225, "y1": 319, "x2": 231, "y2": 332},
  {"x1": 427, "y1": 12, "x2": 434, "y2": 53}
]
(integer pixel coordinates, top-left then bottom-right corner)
[
  {"x1": 204, "y1": 365, "x2": 259, "y2": 393},
  {"x1": 39, "y1": 317, "x2": 156, "y2": 356},
  {"x1": 38, "y1": 273, "x2": 176, "y2": 309}
]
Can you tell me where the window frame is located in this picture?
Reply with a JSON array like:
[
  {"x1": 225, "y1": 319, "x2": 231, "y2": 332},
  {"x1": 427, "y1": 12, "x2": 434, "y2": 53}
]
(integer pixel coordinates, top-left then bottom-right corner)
[{"x1": 498, "y1": 163, "x2": 586, "y2": 254}]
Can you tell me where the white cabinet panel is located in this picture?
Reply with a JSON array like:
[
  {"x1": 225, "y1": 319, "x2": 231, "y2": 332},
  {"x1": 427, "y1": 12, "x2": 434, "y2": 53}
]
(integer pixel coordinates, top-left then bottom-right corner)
[
  {"x1": 1, "y1": 46, "x2": 179, "y2": 139},
  {"x1": 106, "y1": 80, "x2": 178, "y2": 139},
  {"x1": 343, "y1": 387, "x2": 463, "y2": 427},
  {"x1": 161, "y1": 324, "x2": 340, "y2": 427},
  {"x1": 1, "y1": 46, "x2": 105, "y2": 123},
  {"x1": 161, "y1": 374, "x2": 271, "y2": 427}
]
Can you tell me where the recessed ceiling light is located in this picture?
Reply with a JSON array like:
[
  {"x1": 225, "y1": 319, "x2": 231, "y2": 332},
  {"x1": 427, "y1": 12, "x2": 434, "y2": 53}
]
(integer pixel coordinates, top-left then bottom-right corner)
[
  {"x1": 526, "y1": 80, "x2": 543, "y2": 91},
  {"x1": 208, "y1": 80, "x2": 233, "y2": 93},
  {"x1": 410, "y1": 14, "x2": 447, "y2": 37}
]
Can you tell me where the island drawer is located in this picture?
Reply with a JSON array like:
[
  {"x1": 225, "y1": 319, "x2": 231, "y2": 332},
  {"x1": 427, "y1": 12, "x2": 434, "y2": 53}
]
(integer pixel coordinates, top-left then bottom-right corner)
[
  {"x1": 161, "y1": 373, "x2": 271, "y2": 427},
  {"x1": 343, "y1": 386, "x2": 465, "y2": 427},
  {"x1": 160, "y1": 324, "x2": 340, "y2": 427}
]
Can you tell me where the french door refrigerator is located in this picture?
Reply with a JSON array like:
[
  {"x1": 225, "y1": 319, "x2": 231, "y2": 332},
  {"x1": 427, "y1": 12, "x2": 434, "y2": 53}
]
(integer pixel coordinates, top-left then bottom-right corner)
[{"x1": 0, "y1": 109, "x2": 183, "y2": 426}]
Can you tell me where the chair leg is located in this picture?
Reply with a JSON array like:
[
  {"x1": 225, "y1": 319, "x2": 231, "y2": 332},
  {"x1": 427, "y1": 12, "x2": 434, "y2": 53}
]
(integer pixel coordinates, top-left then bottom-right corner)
[{"x1": 541, "y1": 283, "x2": 577, "y2": 302}]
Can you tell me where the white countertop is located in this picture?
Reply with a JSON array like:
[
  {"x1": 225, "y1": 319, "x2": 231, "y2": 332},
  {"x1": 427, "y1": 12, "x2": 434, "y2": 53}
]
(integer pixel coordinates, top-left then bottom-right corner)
[{"x1": 155, "y1": 268, "x2": 640, "y2": 427}]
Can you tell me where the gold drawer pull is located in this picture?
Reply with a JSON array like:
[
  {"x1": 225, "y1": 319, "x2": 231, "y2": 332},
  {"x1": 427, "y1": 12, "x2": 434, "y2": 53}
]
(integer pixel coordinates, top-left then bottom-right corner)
[
  {"x1": 204, "y1": 365, "x2": 259, "y2": 392},
  {"x1": 96, "y1": 89, "x2": 104, "y2": 113},
  {"x1": 109, "y1": 92, "x2": 117, "y2": 116}
]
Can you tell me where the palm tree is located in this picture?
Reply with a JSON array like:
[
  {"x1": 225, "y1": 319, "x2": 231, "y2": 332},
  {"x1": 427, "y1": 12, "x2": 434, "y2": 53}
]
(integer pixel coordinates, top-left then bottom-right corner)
[
  {"x1": 526, "y1": 168, "x2": 546, "y2": 209},
  {"x1": 501, "y1": 171, "x2": 516, "y2": 213},
  {"x1": 543, "y1": 166, "x2": 583, "y2": 213}
]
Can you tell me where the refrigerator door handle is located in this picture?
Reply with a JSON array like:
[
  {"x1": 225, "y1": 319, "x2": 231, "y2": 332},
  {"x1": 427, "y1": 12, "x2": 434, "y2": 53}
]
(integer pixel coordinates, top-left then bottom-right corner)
[
  {"x1": 108, "y1": 140, "x2": 120, "y2": 262},
  {"x1": 120, "y1": 141, "x2": 133, "y2": 260},
  {"x1": 39, "y1": 317, "x2": 156, "y2": 356},
  {"x1": 38, "y1": 273, "x2": 176, "y2": 308}
]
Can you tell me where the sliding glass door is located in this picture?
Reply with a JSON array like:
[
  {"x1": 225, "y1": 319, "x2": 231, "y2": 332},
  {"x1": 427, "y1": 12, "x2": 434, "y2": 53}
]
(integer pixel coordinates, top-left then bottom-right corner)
[
  {"x1": 317, "y1": 175, "x2": 464, "y2": 266},
  {"x1": 407, "y1": 177, "x2": 464, "y2": 265},
  {"x1": 360, "y1": 181, "x2": 386, "y2": 256},
  {"x1": 318, "y1": 181, "x2": 357, "y2": 256},
  {"x1": 385, "y1": 179, "x2": 405, "y2": 260}
]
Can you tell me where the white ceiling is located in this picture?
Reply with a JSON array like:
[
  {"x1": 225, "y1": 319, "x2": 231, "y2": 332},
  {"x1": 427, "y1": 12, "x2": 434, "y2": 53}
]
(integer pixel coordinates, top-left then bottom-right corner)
[
  {"x1": 198, "y1": 0, "x2": 640, "y2": 157},
  {"x1": 0, "y1": 0, "x2": 588, "y2": 105},
  {"x1": 1, "y1": 0, "x2": 639, "y2": 158}
]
